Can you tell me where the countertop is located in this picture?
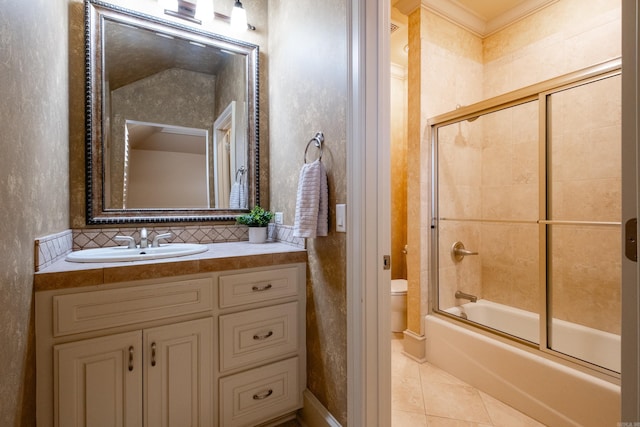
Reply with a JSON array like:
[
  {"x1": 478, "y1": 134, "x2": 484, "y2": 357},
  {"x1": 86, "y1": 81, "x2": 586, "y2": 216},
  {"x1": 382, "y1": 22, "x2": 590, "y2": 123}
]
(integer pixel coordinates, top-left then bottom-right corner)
[{"x1": 34, "y1": 241, "x2": 307, "y2": 291}]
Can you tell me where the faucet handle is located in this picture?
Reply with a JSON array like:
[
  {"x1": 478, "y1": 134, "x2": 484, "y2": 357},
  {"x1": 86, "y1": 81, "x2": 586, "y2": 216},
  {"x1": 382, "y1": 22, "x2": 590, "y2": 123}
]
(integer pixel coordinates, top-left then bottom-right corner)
[
  {"x1": 114, "y1": 235, "x2": 136, "y2": 249},
  {"x1": 152, "y1": 232, "x2": 173, "y2": 247}
]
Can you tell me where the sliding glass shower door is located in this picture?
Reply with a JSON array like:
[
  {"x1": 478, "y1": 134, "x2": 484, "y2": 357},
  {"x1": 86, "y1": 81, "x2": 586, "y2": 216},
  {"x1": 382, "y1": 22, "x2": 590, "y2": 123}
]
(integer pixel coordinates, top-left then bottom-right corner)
[
  {"x1": 432, "y1": 62, "x2": 621, "y2": 373},
  {"x1": 546, "y1": 73, "x2": 622, "y2": 372}
]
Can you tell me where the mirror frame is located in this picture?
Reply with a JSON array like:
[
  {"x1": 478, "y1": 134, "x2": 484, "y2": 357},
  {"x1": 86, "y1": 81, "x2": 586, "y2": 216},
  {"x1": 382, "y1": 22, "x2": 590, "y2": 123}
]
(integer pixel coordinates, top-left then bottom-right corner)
[{"x1": 85, "y1": 0, "x2": 260, "y2": 224}]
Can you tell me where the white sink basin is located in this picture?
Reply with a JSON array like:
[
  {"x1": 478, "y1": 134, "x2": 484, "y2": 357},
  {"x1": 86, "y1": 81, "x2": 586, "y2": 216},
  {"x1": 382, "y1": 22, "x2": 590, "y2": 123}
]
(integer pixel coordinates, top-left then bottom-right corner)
[{"x1": 65, "y1": 243, "x2": 208, "y2": 263}]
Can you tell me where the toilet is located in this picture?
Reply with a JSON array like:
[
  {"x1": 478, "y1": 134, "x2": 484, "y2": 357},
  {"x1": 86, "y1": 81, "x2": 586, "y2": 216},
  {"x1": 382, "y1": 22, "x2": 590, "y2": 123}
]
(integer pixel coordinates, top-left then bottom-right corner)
[{"x1": 391, "y1": 279, "x2": 408, "y2": 332}]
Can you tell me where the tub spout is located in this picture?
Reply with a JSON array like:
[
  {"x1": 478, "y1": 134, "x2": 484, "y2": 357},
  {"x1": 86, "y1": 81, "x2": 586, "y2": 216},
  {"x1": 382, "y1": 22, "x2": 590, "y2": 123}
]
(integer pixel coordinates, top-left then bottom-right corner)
[{"x1": 455, "y1": 290, "x2": 477, "y2": 303}]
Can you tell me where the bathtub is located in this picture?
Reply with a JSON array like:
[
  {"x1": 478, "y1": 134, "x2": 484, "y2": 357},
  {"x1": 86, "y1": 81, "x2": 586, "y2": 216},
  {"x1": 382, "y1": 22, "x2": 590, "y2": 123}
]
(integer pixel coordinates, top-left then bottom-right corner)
[{"x1": 426, "y1": 300, "x2": 621, "y2": 427}]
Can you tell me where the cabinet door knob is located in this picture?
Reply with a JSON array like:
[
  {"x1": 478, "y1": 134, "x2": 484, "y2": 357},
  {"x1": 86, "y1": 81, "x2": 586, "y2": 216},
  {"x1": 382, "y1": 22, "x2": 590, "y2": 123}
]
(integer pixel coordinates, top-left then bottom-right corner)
[
  {"x1": 128, "y1": 346, "x2": 134, "y2": 372},
  {"x1": 252, "y1": 330, "x2": 274, "y2": 341},
  {"x1": 252, "y1": 389, "x2": 273, "y2": 400},
  {"x1": 151, "y1": 342, "x2": 157, "y2": 367}
]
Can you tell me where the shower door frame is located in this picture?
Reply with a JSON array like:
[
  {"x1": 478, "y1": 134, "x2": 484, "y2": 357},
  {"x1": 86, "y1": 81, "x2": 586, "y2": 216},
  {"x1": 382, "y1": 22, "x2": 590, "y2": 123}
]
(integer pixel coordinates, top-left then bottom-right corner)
[{"x1": 429, "y1": 57, "x2": 622, "y2": 379}]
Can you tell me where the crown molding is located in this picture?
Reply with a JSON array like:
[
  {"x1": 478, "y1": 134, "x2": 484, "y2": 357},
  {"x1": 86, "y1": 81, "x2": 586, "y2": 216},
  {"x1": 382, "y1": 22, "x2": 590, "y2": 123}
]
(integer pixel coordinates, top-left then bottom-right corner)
[{"x1": 395, "y1": 0, "x2": 558, "y2": 38}]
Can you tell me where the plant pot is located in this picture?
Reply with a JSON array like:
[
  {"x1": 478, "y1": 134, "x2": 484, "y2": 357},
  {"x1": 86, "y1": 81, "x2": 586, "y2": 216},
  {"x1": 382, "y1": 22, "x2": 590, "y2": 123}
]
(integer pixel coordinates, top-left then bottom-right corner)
[{"x1": 248, "y1": 227, "x2": 268, "y2": 244}]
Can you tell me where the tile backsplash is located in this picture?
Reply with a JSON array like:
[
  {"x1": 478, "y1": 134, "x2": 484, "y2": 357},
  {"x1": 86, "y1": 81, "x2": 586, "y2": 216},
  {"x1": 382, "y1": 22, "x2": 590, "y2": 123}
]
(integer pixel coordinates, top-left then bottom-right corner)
[
  {"x1": 72, "y1": 225, "x2": 249, "y2": 250},
  {"x1": 34, "y1": 230, "x2": 73, "y2": 272}
]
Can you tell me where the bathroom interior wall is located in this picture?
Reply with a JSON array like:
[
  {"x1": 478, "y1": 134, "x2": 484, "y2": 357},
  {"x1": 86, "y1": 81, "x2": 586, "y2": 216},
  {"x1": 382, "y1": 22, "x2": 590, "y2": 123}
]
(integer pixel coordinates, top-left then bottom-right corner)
[
  {"x1": 0, "y1": 0, "x2": 70, "y2": 424},
  {"x1": 268, "y1": 1, "x2": 348, "y2": 423},
  {"x1": 109, "y1": 69, "x2": 217, "y2": 208},
  {"x1": 406, "y1": 7, "x2": 483, "y2": 334},
  {"x1": 408, "y1": 0, "x2": 621, "y2": 337},
  {"x1": 391, "y1": 66, "x2": 408, "y2": 280}
]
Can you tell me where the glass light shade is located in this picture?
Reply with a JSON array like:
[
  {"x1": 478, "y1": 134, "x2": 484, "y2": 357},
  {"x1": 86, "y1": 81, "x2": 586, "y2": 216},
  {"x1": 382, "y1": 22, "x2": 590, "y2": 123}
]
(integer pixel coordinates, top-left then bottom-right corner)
[
  {"x1": 159, "y1": 0, "x2": 178, "y2": 11},
  {"x1": 230, "y1": 1, "x2": 247, "y2": 32},
  {"x1": 195, "y1": 0, "x2": 214, "y2": 24}
]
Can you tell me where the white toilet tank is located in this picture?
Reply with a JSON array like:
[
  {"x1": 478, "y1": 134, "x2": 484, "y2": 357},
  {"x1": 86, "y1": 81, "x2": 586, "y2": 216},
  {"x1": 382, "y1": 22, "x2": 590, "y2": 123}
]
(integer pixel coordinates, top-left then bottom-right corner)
[{"x1": 391, "y1": 279, "x2": 407, "y2": 332}]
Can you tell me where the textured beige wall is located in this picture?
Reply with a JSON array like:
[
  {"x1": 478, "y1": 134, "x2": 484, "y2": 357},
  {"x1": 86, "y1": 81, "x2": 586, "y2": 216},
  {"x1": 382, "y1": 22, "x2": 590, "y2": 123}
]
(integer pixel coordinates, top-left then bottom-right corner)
[
  {"x1": 0, "y1": 0, "x2": 70, "y2": 424},
  {"x1": 406, "y1": 8, "x2": 483, "y2": 334},
  {"x1": 268, "y1": 1, "x2": 347, "y2": 424},
  {"x1": 483, "y1": 0, "x2": 621, "y2": 97},
  {"x1": 391, "y1": 68, "x2": 408, "y2": 280},
  {"x1": 109, "y1": 69, "x2": 217, "y2": 208}
]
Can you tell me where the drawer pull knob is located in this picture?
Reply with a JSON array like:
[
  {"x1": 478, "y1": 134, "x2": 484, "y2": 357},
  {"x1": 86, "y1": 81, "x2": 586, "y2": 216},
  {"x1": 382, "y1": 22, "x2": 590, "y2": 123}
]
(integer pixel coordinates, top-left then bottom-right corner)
[
  {"x1": 128, "y1": 346, "x2": 134, "y2": 372},
  {"x1": 151, "y1": 342, "x2": 157, "y2": 367},
  {"x1": 253, "y1": 330, "x2": 274, "y2": 340},
  {"x1": 251, "y1": 283, "x2": 272, "y2": 292},
  {"x1": 252, "y1": 389, "x2": 273, "y2": 400}
]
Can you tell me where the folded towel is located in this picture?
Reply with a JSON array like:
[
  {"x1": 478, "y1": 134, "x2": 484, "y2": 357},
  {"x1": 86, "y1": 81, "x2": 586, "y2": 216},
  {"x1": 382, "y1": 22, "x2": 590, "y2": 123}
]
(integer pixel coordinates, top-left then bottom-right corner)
[
  {"x1": 239, "y1": 181, "x2": 247, "y2": 209},
  {"x1": 229, "y1": 182, "x2": 241, "y2": 208},
  {"x1": 293, "y1": 159, "x2": 328, "y2": 238}
]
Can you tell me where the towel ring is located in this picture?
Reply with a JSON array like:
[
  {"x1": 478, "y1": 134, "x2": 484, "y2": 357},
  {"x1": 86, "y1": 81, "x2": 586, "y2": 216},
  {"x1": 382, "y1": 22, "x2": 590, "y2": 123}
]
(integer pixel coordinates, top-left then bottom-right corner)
[
  {"x1": 235, "y1": 166, "x2": 246, "y2": 182},
  {"x1": 304, "y1": 132, "x2": 324, "y2": 163}
]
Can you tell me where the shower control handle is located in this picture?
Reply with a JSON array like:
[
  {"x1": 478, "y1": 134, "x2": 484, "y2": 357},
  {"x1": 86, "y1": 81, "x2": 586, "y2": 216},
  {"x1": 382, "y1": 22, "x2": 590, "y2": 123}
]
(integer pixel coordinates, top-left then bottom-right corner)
[{"x1": 451, "y1": 241, "x2": 478, "y2": 262}]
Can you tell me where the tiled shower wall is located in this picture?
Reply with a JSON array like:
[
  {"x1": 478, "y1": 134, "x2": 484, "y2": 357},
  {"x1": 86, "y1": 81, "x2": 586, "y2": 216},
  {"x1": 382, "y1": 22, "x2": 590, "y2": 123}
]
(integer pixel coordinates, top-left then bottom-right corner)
[{"x1": 429, "y1": 0, "x2": 622, "y2": 335}]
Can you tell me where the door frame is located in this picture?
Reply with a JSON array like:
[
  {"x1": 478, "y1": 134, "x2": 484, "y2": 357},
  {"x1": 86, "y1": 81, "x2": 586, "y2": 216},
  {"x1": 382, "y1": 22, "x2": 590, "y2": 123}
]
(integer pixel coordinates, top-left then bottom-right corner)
[
  {"x1": 621, "y1": 0, "x2": 640, "y2": 421},
  {"x1": 347, "y1": 0, "x2": 391, "y2": 426},
  {"x1": 348, "y1": 0, "x2": 640, "y2": 424}
]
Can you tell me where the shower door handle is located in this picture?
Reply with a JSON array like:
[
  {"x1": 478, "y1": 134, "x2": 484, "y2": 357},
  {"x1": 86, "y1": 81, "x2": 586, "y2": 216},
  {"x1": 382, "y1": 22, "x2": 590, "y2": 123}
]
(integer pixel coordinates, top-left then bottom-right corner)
[{"x1": 625, "y1": 218, "x2": 637, "y2": 262}]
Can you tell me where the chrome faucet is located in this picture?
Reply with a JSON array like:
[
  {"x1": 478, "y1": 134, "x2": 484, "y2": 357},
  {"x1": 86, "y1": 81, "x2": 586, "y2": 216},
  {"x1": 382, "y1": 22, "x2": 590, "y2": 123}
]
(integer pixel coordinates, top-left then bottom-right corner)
[
  {"x1": 114, "y1": 235, "x2": 136, "y2": 249},
  {"x1": 152, "y1": 232, "x2": 173, "y2": 247},
  {"x1": 455, "y1": 290, "x2": 478, "y2": 303},
  {"x1": 139, "y1": 228, "x2": 148, "y2": 249}
]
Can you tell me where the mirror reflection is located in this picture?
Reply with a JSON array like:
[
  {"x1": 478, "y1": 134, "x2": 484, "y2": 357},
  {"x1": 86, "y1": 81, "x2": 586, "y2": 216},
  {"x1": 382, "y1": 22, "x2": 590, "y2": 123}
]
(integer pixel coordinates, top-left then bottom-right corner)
[{"x1": 86, "y1": 1, "x2": 259, "y2": 223}]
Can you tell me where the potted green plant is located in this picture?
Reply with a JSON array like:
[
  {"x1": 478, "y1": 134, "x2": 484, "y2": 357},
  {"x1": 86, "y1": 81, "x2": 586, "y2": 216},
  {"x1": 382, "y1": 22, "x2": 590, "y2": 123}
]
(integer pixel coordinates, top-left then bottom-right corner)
[{"x1": 236, "y1": 206, "x2": 274, "y2": 243}]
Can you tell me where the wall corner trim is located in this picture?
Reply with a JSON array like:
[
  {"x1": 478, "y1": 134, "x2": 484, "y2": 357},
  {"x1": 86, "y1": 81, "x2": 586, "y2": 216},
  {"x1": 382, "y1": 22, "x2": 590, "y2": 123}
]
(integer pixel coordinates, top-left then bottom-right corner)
[
  {"x1": 402, "y1": 329, "x2": 427, "y2": 362},
  {"x1": 298, "y1": 389, "x2": 342, "y2": 427}
]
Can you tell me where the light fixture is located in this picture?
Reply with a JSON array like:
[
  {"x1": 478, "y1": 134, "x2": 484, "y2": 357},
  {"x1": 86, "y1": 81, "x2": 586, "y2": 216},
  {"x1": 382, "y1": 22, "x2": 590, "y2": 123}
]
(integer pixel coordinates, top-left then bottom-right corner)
[
  {"x1": 194, "y1": 0, "x2": 214, "y2": 25},
  {"x1": 162, "y1": 0, "x2": 255, "y2": 30},
  {"x1": 164, "y1": 0, "x2": 200, "y2": 24},
  {"x1": 230, "y1": 0, "x2": 248, "y2": 32}
]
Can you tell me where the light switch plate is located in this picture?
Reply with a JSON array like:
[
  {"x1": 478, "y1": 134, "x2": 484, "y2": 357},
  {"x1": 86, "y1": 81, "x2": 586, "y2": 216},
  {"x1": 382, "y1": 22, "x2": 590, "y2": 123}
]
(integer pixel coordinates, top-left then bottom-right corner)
[
  {"x1": 336, "y1": 204, "x2": 346, "y2": 232},
  {"x1": 275, "y1": 212, "x2": 284, "y2": 225}
]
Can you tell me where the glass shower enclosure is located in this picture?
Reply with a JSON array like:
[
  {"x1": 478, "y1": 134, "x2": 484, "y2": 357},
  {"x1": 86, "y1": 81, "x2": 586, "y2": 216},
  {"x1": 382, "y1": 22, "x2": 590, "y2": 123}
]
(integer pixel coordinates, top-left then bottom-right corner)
[{"x1": 430, "y1": 59, "x2": 622, "y2": 374}]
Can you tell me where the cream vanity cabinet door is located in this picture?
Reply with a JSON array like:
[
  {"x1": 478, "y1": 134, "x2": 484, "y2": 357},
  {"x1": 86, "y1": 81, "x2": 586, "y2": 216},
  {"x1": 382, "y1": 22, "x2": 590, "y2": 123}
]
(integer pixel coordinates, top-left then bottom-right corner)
[
  {"x1": 54, "y1": 318, "x2": 213, "y2": 427},
  {"x1": 55, "y1": 330, "x2": 143, "y2": 427},
  {"x1": 143, "y1": 317, "x2": 213, "y2": 427}
]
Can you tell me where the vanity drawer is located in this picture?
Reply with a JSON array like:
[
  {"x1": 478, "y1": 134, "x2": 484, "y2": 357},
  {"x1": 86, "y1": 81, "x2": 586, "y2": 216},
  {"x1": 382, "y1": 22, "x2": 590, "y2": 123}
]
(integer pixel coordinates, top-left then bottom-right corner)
[
  {"x1": 53, "y1": 278, "x2": 213, "y2": 337},
  {"x1": 219, "y1": 302, "x2": 298, "y2": 372},
  {"x1": 218, "y1": 267, "x2": 298, "y2": 308},
  {"x1": 219, "y1": 357, "x2": 300, "y2": 427}
]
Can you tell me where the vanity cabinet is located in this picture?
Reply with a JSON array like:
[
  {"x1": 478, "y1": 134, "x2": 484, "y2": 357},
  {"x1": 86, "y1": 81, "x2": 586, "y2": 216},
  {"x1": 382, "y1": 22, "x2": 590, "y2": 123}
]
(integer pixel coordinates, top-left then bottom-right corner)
[
  {"x1": 55, "y1": 318, "x2": 212, "y2": 427},
  {"x1": 216, "y1": 267, "x2": 304, "y2": 426},
  {"x1": 35, "y1": 262, "x2": 306, "y2": 427}
]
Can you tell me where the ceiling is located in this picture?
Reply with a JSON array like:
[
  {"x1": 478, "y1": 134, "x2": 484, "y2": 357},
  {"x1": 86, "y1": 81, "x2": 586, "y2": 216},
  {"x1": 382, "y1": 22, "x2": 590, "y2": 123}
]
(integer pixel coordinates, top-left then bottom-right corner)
[
  {"x1": 390, "y1": 0, "x2": 557, "y2": 68},
  {"x1": 452, "y1": 0, "x2": 530, "y2": 21}
]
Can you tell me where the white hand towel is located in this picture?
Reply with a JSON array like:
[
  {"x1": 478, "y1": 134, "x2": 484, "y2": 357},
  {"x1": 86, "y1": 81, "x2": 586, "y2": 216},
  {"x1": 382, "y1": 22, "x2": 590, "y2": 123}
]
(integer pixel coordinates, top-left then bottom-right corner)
[
  {"x1": 239, "y1": 182, "x2": 247, "y2": 209},
  {"x1": 229, "y1": 182, "x2": 241, "y2": 208},
  {"x1": 293, "y1": 159, "x2": 329, "y2": 238}
]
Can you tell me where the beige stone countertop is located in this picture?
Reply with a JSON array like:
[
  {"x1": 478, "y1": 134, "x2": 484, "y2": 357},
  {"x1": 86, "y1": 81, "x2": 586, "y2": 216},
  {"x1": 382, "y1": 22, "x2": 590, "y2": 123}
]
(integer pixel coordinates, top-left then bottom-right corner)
[{"x1": 34, "y1": 241, "x2": 307, "y2": 292}]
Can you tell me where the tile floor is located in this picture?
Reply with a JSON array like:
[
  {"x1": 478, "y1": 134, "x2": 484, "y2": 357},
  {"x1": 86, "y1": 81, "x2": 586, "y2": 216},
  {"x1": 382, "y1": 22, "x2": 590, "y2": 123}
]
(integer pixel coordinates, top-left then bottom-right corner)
[{"x1": 391, "y1": 334, "x2": 546, "y2": 427}]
